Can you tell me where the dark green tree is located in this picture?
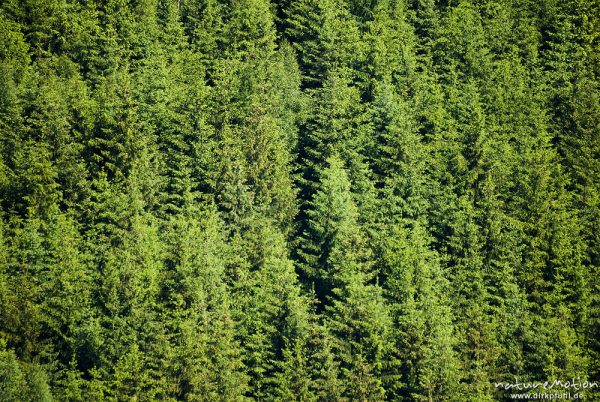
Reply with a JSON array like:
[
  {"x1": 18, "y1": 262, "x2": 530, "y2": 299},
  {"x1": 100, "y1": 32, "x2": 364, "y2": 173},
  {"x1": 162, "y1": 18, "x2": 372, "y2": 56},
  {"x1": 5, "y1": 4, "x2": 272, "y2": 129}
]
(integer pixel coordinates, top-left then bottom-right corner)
[{"x1": 381, "y1": 222, "x2": 462, "y2": 401}]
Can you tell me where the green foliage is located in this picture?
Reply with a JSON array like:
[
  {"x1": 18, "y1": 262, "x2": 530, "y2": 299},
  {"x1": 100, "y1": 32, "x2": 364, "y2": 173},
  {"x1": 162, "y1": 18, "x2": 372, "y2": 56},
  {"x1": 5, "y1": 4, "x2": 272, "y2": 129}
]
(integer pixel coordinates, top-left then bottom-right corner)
[
  {"x1": 164, "y1": 198, "x2": 248, "y2": 400},
  {"x1": 281, "y1": 0, "x2": 363, "y2": 88},
  {"x1": 298, "y1": 156, "x2": 368, "y2": 286},
  {"x1": 0, "y1": 340, "x2": 52, "y2": 402},
  {"x1": 381, "y1": 223, "x2": 462, "y2": 401},
  {"x1": 0, "y1": 0, "x2": 598, "y2": 399}
]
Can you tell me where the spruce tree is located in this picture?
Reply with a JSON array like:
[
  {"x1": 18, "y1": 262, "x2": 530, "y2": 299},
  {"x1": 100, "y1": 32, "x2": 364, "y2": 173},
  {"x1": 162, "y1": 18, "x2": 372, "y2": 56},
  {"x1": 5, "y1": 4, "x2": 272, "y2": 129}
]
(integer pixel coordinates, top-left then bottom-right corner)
[
  {"x1": 163, "y1": 195, "x2": 247, "y2": 401},
  {"x1": 300, "y1": 155, "x2": 392, "y2": 399},
  {"x1": 381, "y1": 222, "x2": 462, "y2": 401}
]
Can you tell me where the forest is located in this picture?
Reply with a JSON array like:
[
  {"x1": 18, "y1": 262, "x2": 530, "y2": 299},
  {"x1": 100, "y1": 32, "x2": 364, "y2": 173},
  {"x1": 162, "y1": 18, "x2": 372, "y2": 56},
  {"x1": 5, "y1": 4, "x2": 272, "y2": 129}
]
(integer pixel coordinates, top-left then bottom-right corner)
[{"x1": 0, "y1": 0, "x2": 598, "y2": 400}]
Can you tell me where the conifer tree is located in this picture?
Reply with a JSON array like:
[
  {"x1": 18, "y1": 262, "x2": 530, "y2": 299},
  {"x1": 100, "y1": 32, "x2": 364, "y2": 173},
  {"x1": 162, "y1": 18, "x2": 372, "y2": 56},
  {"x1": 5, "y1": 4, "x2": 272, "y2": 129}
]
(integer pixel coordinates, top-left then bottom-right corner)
[
  {"x1": 210, "y1": 0, "x2": 299, "y2": 233},
  {"x1": 37, "y1": 209, "x2": 92, "y2": 387},
  {"x1": 300, "y1": 155, "x2": 392, "y2": 399},
  {"x1": 163, "y1": 195, "x2": 248, "y2": 401},
  {"x1": 281, "y1": 0, "x2": 363, "y2": 88},
  {"x1": 83, "y1": 149, "x2": 167, "y2": 399},
  {"x1": 381, "y1": 222, "x2": 462, "y2": 401},
  {"x1": 0, "y1": 340, "x2": 52, "y2": 402}
]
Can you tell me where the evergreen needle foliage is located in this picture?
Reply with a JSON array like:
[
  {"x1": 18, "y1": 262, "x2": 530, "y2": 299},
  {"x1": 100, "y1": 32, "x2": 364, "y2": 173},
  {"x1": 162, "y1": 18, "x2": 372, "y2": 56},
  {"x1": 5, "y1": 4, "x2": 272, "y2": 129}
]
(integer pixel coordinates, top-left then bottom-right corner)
[{"x1": 0, "y1": 0, "x2": 598, "y2": 400}]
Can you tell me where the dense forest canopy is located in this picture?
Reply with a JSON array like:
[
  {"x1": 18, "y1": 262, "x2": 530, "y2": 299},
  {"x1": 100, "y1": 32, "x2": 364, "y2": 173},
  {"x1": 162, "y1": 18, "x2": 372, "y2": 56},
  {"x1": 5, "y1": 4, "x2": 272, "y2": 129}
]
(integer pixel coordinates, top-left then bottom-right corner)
[{"x1": 0, "y1": 0, "x2": 599, "y2": 400}]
